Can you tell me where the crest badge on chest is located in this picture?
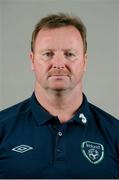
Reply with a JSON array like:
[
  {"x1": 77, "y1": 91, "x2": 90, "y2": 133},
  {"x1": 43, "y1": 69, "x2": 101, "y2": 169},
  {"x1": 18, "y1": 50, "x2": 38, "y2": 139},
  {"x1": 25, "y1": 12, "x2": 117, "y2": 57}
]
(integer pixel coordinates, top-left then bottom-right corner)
[{"x1": 81, "y1": 141, "x2": 104, "y2": 164}]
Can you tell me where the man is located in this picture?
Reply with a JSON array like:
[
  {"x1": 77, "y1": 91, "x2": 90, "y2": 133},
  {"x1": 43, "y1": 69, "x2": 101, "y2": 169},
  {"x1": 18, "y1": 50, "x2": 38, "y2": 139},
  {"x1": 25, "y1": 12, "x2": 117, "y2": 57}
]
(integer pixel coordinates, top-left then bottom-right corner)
[{"x1": 0, "y1": 13, "x2": 119, "y2": 179}]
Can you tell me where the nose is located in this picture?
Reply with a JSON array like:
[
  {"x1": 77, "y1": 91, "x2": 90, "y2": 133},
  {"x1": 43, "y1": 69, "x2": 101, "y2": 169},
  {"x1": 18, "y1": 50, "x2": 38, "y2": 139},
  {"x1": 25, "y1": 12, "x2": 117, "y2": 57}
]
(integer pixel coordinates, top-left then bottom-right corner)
[{"x1": 52, "y1": 52, "x2": 66, "y2": 69}]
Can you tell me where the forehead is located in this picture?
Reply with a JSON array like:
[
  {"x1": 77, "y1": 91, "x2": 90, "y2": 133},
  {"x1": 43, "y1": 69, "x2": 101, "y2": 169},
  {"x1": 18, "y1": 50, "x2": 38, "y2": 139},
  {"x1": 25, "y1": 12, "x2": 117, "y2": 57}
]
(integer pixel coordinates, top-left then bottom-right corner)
[{"x1": 35, "y1": 26, "x2": 83, "y2": 50}]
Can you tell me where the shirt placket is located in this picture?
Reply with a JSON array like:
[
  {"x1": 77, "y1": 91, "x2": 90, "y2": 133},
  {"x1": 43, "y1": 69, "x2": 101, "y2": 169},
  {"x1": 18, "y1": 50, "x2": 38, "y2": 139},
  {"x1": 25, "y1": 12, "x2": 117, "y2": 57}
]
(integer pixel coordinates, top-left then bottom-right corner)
[{"x1": 54, "y1": 124, "x2": 67, "y2": 162}]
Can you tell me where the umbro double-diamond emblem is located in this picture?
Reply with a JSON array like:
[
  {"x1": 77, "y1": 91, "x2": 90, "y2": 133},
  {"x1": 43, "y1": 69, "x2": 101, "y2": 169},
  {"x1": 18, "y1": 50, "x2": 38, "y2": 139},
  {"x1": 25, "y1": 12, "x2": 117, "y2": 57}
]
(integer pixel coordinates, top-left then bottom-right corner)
[{"x1": 12, "y1": 145, "x2": 33, "y2": 153}]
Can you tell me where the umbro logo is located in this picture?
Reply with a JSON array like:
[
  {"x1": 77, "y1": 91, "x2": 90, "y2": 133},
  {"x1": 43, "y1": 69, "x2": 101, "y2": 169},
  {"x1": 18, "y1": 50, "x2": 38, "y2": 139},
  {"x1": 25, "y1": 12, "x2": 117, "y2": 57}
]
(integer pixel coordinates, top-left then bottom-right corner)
[{"x1": 12, "y1": 145, "x2": 33, "y2": 153}]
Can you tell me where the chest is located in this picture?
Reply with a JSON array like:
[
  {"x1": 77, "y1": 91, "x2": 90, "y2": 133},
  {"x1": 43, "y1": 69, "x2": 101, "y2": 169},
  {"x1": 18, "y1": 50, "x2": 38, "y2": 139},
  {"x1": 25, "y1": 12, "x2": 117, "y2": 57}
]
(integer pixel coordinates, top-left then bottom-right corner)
[{"x1": 0, "y1": 123, "x2": 118, "y2": 178}]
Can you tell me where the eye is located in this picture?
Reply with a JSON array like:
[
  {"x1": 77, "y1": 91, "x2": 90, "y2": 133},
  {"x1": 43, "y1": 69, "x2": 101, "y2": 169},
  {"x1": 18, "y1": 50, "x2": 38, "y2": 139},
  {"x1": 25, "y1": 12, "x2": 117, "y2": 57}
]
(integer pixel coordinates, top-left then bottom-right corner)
[
  {"x1": 66, "y1": 52, "x2": 75, "y2": 57},
  {"x1": 41, "y1": 51, "x2": 54, "y2": 61},
  {"x1": 64, "y1": 51, "x2": 76, "y2": 60},
  {"x1": 44, "y1": 51, "x2": 53, "y2": 56}
]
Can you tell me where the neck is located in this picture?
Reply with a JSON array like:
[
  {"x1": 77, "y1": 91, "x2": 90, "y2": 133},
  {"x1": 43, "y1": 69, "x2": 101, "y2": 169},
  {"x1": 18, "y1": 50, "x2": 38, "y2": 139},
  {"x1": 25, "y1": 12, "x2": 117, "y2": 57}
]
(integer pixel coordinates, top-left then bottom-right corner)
[{"x1": 34, "y1": 84, "x2": 83, "y2": 123}]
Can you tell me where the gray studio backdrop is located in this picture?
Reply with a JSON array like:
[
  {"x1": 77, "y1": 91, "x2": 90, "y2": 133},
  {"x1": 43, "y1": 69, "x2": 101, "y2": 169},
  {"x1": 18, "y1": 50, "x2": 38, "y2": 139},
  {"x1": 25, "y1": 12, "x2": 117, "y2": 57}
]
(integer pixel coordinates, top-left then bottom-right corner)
[{"x1": 0, "y1": 0, "x2": 119, "y2": 119}]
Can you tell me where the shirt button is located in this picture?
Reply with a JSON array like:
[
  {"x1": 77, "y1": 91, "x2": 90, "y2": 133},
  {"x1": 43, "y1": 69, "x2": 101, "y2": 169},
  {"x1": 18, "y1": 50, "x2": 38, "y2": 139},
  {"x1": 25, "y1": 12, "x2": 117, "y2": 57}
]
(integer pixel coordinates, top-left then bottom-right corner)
[
  {"x1": 57, "y1": 148, "x2": 61, "y2": 152},
  {"x1": 58, "y1": 131, "x2": 63, "y2": 136}
]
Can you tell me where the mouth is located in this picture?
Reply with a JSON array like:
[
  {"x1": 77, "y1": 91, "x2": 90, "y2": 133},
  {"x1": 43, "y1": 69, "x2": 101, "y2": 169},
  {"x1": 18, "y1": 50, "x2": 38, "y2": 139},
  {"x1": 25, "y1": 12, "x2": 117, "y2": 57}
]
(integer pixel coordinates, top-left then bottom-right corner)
[
  {"x1": 48, "y1": 75, "x2": 70, "y2": 80},
  {"x1": 49, "y1": 74, "x2": 69, "y2": 77},
  {"x1": 48, "y1": 74, "x2": 71, "y2": 81}
]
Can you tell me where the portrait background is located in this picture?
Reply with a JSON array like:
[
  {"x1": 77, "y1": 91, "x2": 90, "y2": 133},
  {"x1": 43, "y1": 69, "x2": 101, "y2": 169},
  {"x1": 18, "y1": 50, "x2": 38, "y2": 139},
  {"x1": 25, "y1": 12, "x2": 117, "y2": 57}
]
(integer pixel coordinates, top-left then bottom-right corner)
[{"x1": 0, "y1": 0, "x2": 119, "y2": 119}]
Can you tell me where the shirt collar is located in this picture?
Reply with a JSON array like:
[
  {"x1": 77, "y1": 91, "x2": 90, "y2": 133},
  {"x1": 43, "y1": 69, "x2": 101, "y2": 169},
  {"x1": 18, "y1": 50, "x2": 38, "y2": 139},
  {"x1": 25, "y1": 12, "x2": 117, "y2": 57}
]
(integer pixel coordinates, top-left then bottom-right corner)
[
  {"x1": 30, "y1": 92, "x2": 92, "y2": 126},
  {"x1": 70, "y1": 94, "x2": 91, "y2": 126},
  {"x1": 30, "y1": 92, "x2": 53, "y2": 126}
]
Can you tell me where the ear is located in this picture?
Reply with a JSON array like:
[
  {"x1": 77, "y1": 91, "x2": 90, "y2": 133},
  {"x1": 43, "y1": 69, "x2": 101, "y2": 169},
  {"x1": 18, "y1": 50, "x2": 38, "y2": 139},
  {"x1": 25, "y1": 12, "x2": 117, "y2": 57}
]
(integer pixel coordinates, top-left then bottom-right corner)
[
  {"x1": 29, "y1": 51, "x2": 35, "y2": 71},
  {"x1": 84, "y1": 53, "x2": 88, "y2": 72}
]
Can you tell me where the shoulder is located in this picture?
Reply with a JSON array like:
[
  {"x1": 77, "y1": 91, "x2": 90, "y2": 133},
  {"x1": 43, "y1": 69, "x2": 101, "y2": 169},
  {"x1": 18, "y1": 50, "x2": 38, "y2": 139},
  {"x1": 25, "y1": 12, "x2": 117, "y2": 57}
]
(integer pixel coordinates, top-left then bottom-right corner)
[
  {"x1": 88, "y1": 102, "x2": 119, "y2": 130},
  {"x1": 89, "y1": 102, "x2": 118, "y2": 121},
  {"x1": 0, "y1": 97, "x2": 31, "y2": 124}
]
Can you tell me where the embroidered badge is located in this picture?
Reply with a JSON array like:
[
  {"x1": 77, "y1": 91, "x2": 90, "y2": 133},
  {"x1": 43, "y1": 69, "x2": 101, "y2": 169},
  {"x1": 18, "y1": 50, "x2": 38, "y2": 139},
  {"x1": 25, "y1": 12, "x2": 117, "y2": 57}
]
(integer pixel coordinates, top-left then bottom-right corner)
[
  {"x1": 12, "y1": 145, "x2": 33, "y2": 153},
  {"x1": 81, "y1": 141, "x2": 104, "y2": 164}
]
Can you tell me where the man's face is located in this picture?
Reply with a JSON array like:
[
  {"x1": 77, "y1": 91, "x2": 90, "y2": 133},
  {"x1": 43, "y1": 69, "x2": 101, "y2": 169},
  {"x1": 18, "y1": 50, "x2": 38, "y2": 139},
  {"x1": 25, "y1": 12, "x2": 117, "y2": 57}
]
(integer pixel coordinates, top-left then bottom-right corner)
[{"x1": 30, "y1": 26, "x2": 87, "y2": 93}]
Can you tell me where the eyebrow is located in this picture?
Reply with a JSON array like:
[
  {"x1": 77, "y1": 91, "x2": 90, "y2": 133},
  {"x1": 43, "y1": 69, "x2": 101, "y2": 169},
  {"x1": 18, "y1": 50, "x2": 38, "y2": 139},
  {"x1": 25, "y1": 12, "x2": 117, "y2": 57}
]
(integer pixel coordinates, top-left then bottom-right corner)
[{"x1": 40, "y1": 48, "x2": 77, "y2": 52}]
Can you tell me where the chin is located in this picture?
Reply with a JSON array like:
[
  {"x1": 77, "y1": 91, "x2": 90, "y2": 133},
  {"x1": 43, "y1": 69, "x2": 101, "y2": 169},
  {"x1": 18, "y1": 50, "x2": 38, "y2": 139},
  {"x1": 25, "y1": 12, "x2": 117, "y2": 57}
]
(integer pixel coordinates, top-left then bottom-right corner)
[{"x1": 50, "y1": 86, "x2": 68, "y2": 92}]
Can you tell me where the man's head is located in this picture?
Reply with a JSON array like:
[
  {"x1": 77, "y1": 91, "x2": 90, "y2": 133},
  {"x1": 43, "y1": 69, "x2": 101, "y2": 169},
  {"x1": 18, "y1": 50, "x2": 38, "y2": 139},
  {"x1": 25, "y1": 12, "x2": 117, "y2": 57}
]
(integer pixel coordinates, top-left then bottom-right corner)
[
  {"x1": 31, "y1": 13, "x2": 87, "y2": 54},
  {"x1": 30, "y1": 13, "x2": 87, "y2": 94}
]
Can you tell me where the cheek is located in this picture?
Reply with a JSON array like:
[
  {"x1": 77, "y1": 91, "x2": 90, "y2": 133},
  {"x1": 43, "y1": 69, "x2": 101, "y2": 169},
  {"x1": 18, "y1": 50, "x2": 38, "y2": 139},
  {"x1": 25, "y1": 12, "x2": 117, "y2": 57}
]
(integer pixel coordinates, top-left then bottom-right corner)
[
  {"x1": 71, "y1": 61, "x2": 86, "y2": 81},
  {"x1": 33, "y1": 63, "x2": 42, "y2": 79},
  {"x1": 33, "y1": 62, "x2": 48, "y2": 81},
  {"x1": 72, "y1": 61, "x2": 85, "y2": 73}
]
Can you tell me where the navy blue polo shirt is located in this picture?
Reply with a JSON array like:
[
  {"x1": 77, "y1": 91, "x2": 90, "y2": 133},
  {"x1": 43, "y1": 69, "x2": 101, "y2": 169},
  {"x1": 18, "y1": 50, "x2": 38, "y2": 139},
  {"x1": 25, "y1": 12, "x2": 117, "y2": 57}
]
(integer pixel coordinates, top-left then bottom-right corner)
[{"x1": 0, "y1": 92, "x2": 119, "y2": 179}]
